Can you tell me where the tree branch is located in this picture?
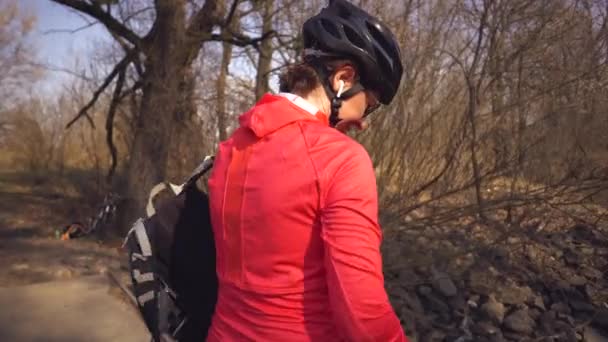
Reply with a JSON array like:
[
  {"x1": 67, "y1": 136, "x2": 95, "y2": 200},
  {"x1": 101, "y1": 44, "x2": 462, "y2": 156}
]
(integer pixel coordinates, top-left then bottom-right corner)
[
  {"x1": 65, "y1": 49, "x2": 136, "y2": 129},
  {"x1": 50, "y1": 0, "x2": 142, "y2": 47},
  {"x1": 187, "y1": 0, "x2": 221, "y2": 40},
  {"x1": 106, "y1": 68, "x2": 125, "y2": 181},
  {"x1": 225, "y1": 0, "x2": 241, "y2": 26},
  {"x1": 207, "y1": 29, "x2": 275, "y2": 49}
]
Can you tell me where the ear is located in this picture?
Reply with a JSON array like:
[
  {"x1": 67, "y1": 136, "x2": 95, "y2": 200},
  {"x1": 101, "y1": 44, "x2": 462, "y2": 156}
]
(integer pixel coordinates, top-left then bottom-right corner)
[{"x1": 330, "y1": 65, "x2": 357, "y2": 93}]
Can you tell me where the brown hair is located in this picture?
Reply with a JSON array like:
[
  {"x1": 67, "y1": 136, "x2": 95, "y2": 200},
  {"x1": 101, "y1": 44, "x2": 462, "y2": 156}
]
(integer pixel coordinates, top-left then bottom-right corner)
[
  {"x1": 278, "y1": 59, "x2": 356, "y2": 97},
  {"x1": 278, "y1": 62, "x2": 320, "y2": 96}
]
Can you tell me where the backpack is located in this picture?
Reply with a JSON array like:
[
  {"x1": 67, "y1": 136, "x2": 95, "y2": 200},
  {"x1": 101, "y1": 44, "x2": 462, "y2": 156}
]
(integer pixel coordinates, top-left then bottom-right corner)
[{"x1": 123, "y1": 156, "x2": 218, "y2": 342}]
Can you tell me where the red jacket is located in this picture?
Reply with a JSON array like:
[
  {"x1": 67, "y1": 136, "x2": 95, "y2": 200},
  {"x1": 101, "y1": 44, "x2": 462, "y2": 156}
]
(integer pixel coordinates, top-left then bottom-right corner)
[{"x1": 206, "y1": 93, "x2": 406, "y2": 341}]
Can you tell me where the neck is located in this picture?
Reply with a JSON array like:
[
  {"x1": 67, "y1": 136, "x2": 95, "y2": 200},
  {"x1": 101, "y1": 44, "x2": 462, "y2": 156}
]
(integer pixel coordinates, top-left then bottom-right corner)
[{"x1": 300, "y1": 86, "x2": 331, "y2": 115}]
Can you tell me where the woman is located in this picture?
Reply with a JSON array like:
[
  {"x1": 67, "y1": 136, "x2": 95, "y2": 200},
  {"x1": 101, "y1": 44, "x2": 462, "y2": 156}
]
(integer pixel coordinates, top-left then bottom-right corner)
[{"x1": 206, "y1": 0, "x2": 407, "y2": 341}]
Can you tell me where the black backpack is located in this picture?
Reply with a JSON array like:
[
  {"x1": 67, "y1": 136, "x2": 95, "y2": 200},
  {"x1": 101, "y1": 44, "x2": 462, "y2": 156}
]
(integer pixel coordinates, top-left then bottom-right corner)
[{"x1": 123, "y1": 156, "x2": 218, "y2": 342}]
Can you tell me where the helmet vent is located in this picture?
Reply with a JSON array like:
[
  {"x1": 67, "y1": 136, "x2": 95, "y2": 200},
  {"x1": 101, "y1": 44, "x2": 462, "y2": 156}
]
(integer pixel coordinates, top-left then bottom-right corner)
[
  {"x1": 343, "y1": 25, "x2": 366, "y2": 50},
  {"x1": 366, "y1": 21, "x2": 391, "y2": 51},
  {"x1": 320, "y1": 18, "x2": 341, "y2": 39}
]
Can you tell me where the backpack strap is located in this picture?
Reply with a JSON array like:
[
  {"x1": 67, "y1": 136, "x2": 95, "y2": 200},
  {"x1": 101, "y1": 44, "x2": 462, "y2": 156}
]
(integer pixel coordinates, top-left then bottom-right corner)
[{"x1": 184, "y1": 155, "x2": 214, "y2": 188}]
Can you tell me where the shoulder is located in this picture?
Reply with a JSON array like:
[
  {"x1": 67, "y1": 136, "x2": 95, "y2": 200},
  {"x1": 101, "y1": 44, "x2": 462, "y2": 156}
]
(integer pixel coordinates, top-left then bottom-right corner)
[{"x1": 298, "y1": 122, "x2": 375, "y2": 186}]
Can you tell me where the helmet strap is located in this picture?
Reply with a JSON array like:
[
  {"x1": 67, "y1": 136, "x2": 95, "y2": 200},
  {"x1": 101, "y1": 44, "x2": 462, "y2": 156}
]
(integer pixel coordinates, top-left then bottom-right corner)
[{"x1": 308, "y1": 60, "x2": 365, "y2": 127}]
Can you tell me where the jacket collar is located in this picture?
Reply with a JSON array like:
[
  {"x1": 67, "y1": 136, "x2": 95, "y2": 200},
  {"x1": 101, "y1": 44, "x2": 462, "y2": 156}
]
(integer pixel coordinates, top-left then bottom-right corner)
[{"x1": 239, "y1": 93, "x2": 329, "y2": 138}]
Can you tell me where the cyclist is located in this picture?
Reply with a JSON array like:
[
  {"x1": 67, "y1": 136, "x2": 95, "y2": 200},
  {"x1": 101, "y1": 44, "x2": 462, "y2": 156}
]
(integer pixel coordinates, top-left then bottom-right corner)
[{"x1": 207, "y1": 0, "x2": 407, "y2": 340}]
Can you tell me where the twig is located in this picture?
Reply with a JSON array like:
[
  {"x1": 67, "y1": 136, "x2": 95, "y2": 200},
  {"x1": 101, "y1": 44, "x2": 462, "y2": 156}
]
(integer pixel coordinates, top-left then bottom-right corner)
[{"x1": 50, "y1": 0, "x2": 142, "y2": 47}]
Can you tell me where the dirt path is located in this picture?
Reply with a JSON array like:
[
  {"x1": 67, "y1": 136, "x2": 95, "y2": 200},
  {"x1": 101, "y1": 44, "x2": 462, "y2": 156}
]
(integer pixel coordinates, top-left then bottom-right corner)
[
  {"x1": 0, "y1": 172, "x2": 148, "y2": 341},
  {"x1": 0, "y1": 275, "x2": 148, "y2": 342}
]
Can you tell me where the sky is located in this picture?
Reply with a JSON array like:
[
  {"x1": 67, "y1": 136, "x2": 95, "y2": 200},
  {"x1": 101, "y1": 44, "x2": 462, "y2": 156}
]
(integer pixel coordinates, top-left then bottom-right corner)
[
  {"x1": 17, "y1": 1, "x2": 281, "y2": 97},
  {"x1": 19, "y1": 0, "x2": 111, "y2": 95}
]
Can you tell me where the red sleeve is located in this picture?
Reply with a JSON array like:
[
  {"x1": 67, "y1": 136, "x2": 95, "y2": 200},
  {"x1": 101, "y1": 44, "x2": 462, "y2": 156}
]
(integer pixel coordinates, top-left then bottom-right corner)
[{"x1": 320, "y1": 146, "x2": 407, "y2": 342}]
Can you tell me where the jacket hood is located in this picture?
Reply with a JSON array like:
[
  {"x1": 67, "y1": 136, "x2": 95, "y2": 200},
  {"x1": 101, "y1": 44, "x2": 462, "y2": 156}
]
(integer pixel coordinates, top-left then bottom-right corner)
[{"x1": 239, "y1": 94, "x2": 329, "y2": 138}]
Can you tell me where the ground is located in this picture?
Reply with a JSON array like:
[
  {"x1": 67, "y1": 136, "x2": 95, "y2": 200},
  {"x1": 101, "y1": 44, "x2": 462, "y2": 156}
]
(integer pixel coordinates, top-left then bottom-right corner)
[
  {"x1": 0, "y1": 172, "x2": 148, "y2": 341},
  {"x1": 0, "y1": 171, "x2": 607, "y2": 342}
]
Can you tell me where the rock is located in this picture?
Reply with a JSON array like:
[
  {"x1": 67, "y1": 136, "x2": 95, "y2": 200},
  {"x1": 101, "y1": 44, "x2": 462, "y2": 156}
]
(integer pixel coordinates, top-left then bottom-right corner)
[
  {"x1": 468, "y1": 294, "x2": 481, "y2": 308},
  {"x1": 448, "y1": 295, "x2": 466, "y2": 313},
  {"x1": 397, "y1": 268, "x2": 416, "y2": 284},
  {"x1": 583, "y1": 326, "x2": 608, "y2": 342},
  {"x1": 496, "y1": 282, "x2": 533, "y2": 305},
  {"x1": 417, "y1": 285, "x2": 432, "y2": 296},
  {"x1": 469, "y1": 270, "x2": 499, "y2": 296},
  {"x1": 417, "y1": 285, "x2": 450, "y2": 314},
  {"x1": 400, "y1": 290, "x2": 425, "y2": 313},
  {"x1": 11, "y1": 263, "x2": 30, "y2": 271},
  {"x1": 540, "y1": 310, "x2": 558, "y2": 333},
  {"x1": 472, "y1": 320, "x2": 500, "y2": 336},
  {"x1": 557, "y1": 312, "x2": 575, "y2": 326},
  {"x1": 592, "y1": 308, "x2": 608, "y2": 328},
  {"x1": 580, "y1": 267, "x2": 602, "y2": 280},
  {"x1": 569, "y1": 299, "x2": 594, "y2": 313},
  {"x1": 551, "y1": 302, "x2": 572, "y2": 315},
  {"x1": 529, "y1": 308, "x2": 542, "y2": 321},
  {"x1": 532, "y1": 295, "x2": 546, "y2": 311},
  {"x1": 568, "y1": 274, "x2": 587, "y2": 287},
  {"x1": 503, "y1": 309, "x2": 535, "y2": 334},
  {"x1": 55, "y1": 268, "x2": 73, "y2": 279},
  {"x1": 525, "y1": 246, "x2": 539, "y2": 261},
  {"x1": 481, "y1": 295, "x2": 506, "y2": 324},
  {"x1": 421, "y1": 330, "x2": 446, "y2": 342},
  {"x1": 432, "y1": 272, "x2": 458, "y2": 297},
  {"x1": 507, "y1": 237, "x2": 521, "y2": 244},
  {"x1": 552, "y1": 321, "x2": 577, "y2": 342},
  {"x1": 563, "y1": 249, "x2": 580, "y2": 266}
]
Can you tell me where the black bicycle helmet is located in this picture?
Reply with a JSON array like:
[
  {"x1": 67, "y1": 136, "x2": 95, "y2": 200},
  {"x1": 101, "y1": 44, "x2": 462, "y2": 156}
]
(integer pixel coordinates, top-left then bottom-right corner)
[{"x1": 302, "y1": 0, "x2": 404, "y2": 105}]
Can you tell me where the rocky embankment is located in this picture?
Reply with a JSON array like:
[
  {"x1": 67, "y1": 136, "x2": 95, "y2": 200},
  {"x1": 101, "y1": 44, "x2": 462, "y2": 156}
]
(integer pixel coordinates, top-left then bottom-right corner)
[{"x1": 383, "y1": 218, "x2": 608, "y2": 341}]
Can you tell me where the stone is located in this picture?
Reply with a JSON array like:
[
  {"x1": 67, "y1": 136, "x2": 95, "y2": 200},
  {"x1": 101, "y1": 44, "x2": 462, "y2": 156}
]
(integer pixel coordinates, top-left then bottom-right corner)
[
  {"x1": 529, "y1": 308, "x2": 542, "y2": 321},
  {"x1": 432, "y1": 271, "x2": 458, "y2": 297},
  {"x1": 552, "y1": 321, "x2": 577, "y2": 341},
  {"x1": 563, "y1": 249, "x2": 580, "y2": 266},
  {"x1": 468, "y1": 295, "x2": 481, "y2": 308},
  {"x1": 421, "y1": 330, "x2": 446, "y2": 342},
  {"x1": 592, "y1": 308, "x2": 608, "y2": 328},
  {"x1": 472, "y1": 321, "x2": 500, "y2": 336},
  {"x1": 557, "y1": 313, "x2": 575, "y2": 326},
  {"x1": 540, "y1": 310, "x2": 558, "y2": 333},
  {"x1": 551, "y1": 302, "x2": 572, "y2": 315},
  {"x1": 583, "y1": 326, "x2": 608, "y2": 342},
  {"x1": 417, "y1": 285, "x2": 450, "y2": 314},
  {"x1": 495, "y1": 283, "x2": 533, "y2": 305},
  {"x1": 580, "y1": 267, "x2": 602, "y2": 280},
  {"x1": 507, "y1": 237, "x2": 521, "y2": 244},
  {"x1": 55, "y1": 268, "x2": 74, "y2": 279},
  {"x1": 568, "y1": 275, "x2": 587, "y2": 287},
  {"x1": 469, "y1": 270, "x2": 499, "y2": 296},
  {"x1": 398, "y1": 269, "x2": 417, "y2": 284},
  {"x1": 417, "y1": 285, "x2": 432, "y2": 296},
  {"x1": 532, "y1": 295, "x2": 546, "y2": 311},
  {"x1": 11, "y1": 263, "x2": 30, "y2": 271},
  {"x1": 503, "y1": 309, "x2": 535, "y2": 334},
  {"x1": 481, "y1": 295, "x2": 506, "y2": 324},
  {"x1": 401, "y1": 291, "x2": 425, "y2": 313},
  {"x1": 569, "y1": 299, "x2": 594, "y2": 313},
  {"x1": 448, "y1": 295, "x2": 466, "y2": 313}
]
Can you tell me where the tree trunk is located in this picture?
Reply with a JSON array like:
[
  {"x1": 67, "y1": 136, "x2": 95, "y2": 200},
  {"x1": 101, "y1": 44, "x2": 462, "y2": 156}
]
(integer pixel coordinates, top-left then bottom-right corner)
[
  {"x1": 121, "y1": 3, "x2": 189, "y2": 229},
  {"x1": 216, "y1": 8, "x2": 239, "y2": 142},
  {"x1": 255, "y1": 0, "x2": 274, "y2": 100}
]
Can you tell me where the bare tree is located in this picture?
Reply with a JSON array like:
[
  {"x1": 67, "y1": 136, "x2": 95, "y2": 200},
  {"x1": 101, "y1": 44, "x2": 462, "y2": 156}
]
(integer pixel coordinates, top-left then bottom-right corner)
[
  {"x1": 0, "y1": 0, "x2": 39, "y2": 112},
  {"x1": 254, "y1": 0, "x2": 274, "y2": 99},
  {"x1": 49, "y1": 0, "x2": 274, "y2": 230}
]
